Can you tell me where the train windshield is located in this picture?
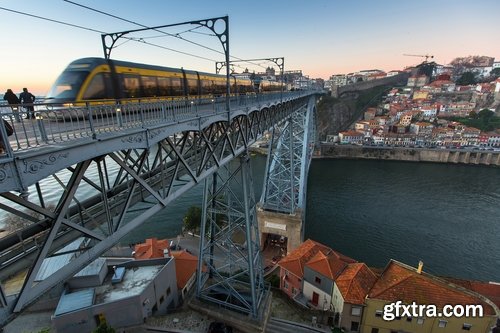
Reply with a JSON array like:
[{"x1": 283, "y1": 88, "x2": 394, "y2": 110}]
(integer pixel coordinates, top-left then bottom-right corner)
[{"x1": 46, "y1": 71, "x2": 88, "y2": 101}]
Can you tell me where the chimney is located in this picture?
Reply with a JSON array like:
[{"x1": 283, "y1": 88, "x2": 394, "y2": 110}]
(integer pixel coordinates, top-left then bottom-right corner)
[{"x1": 417, "y1": 260, "x2": 424, "y2": 274}]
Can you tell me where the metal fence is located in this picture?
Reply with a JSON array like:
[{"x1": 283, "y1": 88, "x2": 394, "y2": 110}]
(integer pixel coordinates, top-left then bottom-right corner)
[{"x1": 0, "y1": 92, "x2": 307, "y2": 154}]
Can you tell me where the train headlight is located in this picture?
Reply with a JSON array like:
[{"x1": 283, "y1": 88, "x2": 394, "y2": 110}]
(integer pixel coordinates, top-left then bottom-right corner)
[{"x1": 63, "y1": 103, "x2": 74, "y2": 108}]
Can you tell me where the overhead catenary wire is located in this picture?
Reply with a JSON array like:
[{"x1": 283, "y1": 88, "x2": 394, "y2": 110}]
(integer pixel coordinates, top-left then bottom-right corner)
[
  {"x1": 0, "y1": 6, "x2": 218, "y2": 63},
  {"x1": 62, "y1": 0, "x2": 269, "y2": 71}
]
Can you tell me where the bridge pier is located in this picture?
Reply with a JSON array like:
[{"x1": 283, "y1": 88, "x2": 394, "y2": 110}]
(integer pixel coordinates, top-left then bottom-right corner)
[{"x1": 257, "y1": 206, "x2": 303, "y2": 255}]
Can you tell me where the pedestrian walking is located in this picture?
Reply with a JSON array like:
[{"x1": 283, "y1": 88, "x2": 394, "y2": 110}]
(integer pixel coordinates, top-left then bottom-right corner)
[
  {"x1": 19, "y1": 87, "x2": 36, "y2": 119},
  {"x1": 3, "y1": 89, "x2": 21, "y2": 122}
]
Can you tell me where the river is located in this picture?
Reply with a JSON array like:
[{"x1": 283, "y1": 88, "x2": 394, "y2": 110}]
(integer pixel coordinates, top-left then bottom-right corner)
[{"x1": 1, "y1": 156, "x2": 499, "y2": 282}]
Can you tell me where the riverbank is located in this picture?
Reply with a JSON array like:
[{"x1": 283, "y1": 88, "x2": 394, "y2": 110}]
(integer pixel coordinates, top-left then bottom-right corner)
[{"x1": 316, "y1": 144, "x2": 500, "y2": 166}]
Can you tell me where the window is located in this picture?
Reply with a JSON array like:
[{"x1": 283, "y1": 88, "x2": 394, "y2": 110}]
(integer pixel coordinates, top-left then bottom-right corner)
[
  {"x1": 351, "y1": 306, "x2": 361, "y2": 316},
  {"x1": 121, "y1": 75, "x2": 141, "y2": 98},
  {"x1": 166, "y1": 287, "x2": 171, "y2": 296},
  {"x1": 438, "y1": 320, "x2": 447, "y2": 328},
  {"x1": 350, "y1": 321, "x2": 359, "y2": 331},
  {"x1": 417, "y1": 317, "x2": 425, "y2": 325},
  {"x1": 82, "y1": 73, "x2": 112, "y2": 100},
  {"x1": 315, "y1": 276, "x2": 322, "y2": 284},
  {"x1": 187, "y1": 78, "x2": 199, "y2": 96},
  {"x1": 292, "y1": 287, "x2": 297, "y2": 295},
  {"x1": 375, "y1": 310, "x2": 383, "y2": 317},
  {"x1": 462, "y1": 323, "x2": 472, "y2": 330},
  {"x1": 171, "y1": 78, "x2": 184, "y2": 96},
  {"x1": 284, "y1": 281, "x2": 289, "y2": 290},
  {"x1": 141, "y1": 76, "x2": 158, "y2": 97},
  {"x1": 157, "y1": 77, "x2": 171, "y2": 96},
  {"x1": 371, "y1": 329, "x2": 379, "y2": 333},
  {"x1": 159, "y1": 295, "x2": 164, "y2": 304}
]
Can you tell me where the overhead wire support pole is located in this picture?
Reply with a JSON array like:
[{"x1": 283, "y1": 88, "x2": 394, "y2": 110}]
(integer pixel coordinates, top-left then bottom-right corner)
[
  {"x1": 101, "y1": 15, "x2": 231, "y2": 120},
  {"x1": 216, "y1": 57, "x2": 284, "y2": 106}
]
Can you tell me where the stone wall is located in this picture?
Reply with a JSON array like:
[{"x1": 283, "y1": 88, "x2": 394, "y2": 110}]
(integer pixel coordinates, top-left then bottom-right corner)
[
  {"x1": 331, "y1": 73, "x2": 410, "y2": 98},
  {"x1": 318, "y1": 144, "x2": 500, "y2": 166}
]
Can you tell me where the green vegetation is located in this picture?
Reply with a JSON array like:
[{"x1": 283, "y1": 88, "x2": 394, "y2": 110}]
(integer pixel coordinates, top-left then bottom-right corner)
[
  {"x1": 183, "y1": 205, "x2": 202, "y2": 234},
  {"x1": 92, "y1": 322, "x2": 115, "y2": 333},
  {"x1": 266, "y1": 274, "x2": 281, "y2": 288},
  {"x1": 448, "y1": 109, "x2": 500, "y2": 132},
  {"x1": 456, "y1": 72, "x2": 477, "y2": 85}
]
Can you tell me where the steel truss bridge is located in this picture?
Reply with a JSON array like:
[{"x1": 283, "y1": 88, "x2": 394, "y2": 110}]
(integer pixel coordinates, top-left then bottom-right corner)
[{"x1": 0, "y1": 91, "x2": 319, "y2": 322}]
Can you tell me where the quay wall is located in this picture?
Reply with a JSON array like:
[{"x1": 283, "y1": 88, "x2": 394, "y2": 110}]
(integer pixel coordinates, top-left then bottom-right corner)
[{"x1": 317, "y1": 144, "x2": 500, "y2": 167}]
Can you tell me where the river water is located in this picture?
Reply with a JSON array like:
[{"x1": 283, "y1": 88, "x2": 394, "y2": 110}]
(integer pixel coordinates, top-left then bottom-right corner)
[{"x1": 2, "y1": 155, "x2": 499, "y2": 282}]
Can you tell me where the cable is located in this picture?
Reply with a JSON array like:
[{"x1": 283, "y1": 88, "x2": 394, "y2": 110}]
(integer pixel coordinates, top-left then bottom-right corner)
[
  {"x1": 62, "y1": 0, "x2": 269, "y2": 70},
  {"x1": 0, "y1": 5, "x2": 219, "y2": 63},
  {"x1": 0, "y1": 6, "x2": 105, "y2": 34}
]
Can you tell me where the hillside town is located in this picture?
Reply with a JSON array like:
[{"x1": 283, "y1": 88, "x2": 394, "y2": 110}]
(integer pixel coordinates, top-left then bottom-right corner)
[{"x1": 325, "y1": 56, "x2": 500, "y2": 149}]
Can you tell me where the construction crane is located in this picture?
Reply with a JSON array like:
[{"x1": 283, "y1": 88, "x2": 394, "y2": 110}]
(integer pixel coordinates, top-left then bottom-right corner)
[{"x1": 403, "y1": 54, "x2": 434, "y2": 62}]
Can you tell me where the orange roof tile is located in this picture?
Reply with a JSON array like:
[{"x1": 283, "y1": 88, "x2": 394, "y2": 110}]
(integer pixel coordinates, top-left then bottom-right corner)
[
  {"x1": 306, "y1": 249, "x2": 356, "y2": 280},
  {"x1": 134, "y1": 238, "x2": 169, "y2": 260},
  {"x1": 278, "y1": 239, "x2": 331, "y2": 278},
  {"x1": 444, "y1": 278, "x2": 500, "y2": 309},
  {"x1": 368, "y1": 261, "x2": 496, "y2": 315},
  {"x1": 336, "y1": 263, "x2": 377, "y2": 305},
  {"x1": 171, "y1": 250, "x2": 198, "y2": 289}
]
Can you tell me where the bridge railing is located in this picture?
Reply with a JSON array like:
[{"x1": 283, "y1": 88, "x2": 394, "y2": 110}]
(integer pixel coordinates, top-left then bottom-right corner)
[{"x1": 0, "y1": 92, "x2": 308, "y2": 155}]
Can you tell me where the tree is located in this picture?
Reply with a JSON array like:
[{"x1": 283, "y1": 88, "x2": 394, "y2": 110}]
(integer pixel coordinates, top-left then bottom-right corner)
[
  {"x1": 478, "y1": 109, "x2": 494, "y2": 119},
  {"x1": 183, "y1": 205, "x2": 202, "y2": 234},
  {"x1": 93, "y1": 322, "x2": 115, "y2": 333},
  {"x1": 469, "y1": 111, "x2": 478, "y2": 119},
  {"x1": 456, "y1": 72, "x2": 477, "y2": 86},
  {"x1": 490, "y1": 67, "x2": 500, "y2": 78}
]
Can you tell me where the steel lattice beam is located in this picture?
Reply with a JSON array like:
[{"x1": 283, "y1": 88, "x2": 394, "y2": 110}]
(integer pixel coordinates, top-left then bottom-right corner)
[
  {"x1": 0, "y1": 97, "x2": 311, "y2": 315},
  {"x1": 260, "y1": 97, "x2": 317, "y2": 214},
  {"x1": 196, "y1": 154, "x2": 266, "y2": 317}
]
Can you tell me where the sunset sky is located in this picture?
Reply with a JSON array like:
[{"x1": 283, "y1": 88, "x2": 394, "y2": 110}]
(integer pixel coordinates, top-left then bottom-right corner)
[{"x1": 1, "y1": 0, "x2": 499, "y2": 96}]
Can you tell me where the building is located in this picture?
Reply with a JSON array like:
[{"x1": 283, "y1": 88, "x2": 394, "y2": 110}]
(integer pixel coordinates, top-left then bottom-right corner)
[
  {"x1": 52, "y1": 258, "x2": 179, "y2": 332},
  {"x1": 171, "y1": 250, "x2": 198, "y2": 300},
  {"x1": 332, "y1": 263, "x2": 377, "y2": 332},
  {"x1": 301, "y1": 248, "x2": 356, "y2": 310},
  {"x1": 407, "y1": 75, "x2": 429, "y2": 88},
  {"x1": 339, "y1": 131, "x2": 364, "y2": 145},
  {"x1": 134, "y1": 237, "x2": 170, "y2": 259},
  {"x1": 278, "y1": 239, "x2": 332, "y2": 300},
  {"x1": 361, "y1": 260, "x2": 498, "y2": 333}
]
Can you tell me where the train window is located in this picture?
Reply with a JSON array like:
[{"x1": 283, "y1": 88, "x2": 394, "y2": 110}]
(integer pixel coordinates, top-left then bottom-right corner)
[
  {"x1": 141, "y1": 76, "x2": 158, "y2": 97},
  {"x1": 46, "y1": 71, "x2": 88, "y2": 100},
  {"x1": 82, "y1": 73, "x2": 112, "y2": 100},
  {"x1": 122, "y1": 75, "x2": 141, "y2": 98},
  {"x1": 158, "y1": 77, "x2": 171, "y2": 96},
  {"x1": 187, "y1": 79, "x2": 198, "y2": 96},
  {"x1": 171, "y1": 78, "x2": 183, "y2": 96},
  {"x1": 200, "y1": 79, "x2": 214, "y2": 95}
]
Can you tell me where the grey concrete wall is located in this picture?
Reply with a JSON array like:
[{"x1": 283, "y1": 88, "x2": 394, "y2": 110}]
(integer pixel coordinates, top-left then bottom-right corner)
[
  {"x1": 318, "y1": 144, "x2": 500, "y2": 166},
  {"x1": 331, "y1": 73, "x2": 409, "y2": 98},
  {"x1": 257, "y1": 206, "x2": 303, "y2": 255}
]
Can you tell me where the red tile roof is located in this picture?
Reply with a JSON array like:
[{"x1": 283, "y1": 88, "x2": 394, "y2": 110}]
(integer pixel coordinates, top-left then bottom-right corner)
[
  {"x1": 306, "y1": 249, "x2": 357, "y2": 280},
  {"x1": 171, "y1": 250, "x2": 198, "y2": 289},
  {"x1": 443, "y1": 278, "x2": 500, "y2": 309},
  {"x1": 336, "y1": 263, "x2": 377, "y2": 305},
  {"x1": 368, "y1": 260, "x2": 496, "y2": 315},
  {"x1": 278, "y1": 239, "x2": 331, "y2": 278},
  {"x1": 134, "y1": 238, "x2": 169, "y2": 260}
]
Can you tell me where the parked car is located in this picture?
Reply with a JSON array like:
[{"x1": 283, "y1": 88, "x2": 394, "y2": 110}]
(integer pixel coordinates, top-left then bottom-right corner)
[{"x1": 207, "y1": 322, "x2": 233, "y2": 333}]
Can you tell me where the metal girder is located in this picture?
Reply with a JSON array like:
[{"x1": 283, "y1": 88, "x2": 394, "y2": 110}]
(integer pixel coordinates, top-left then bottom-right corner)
[
  {"x1": 1, "y1": 96, "x2": 311, "y2": 314},
  {"x1": 196, "y1": 153, "x2": 266, "y2": 317},
  {"x1": 260, "y1": 97, "x2": 317, "y2": 214}
]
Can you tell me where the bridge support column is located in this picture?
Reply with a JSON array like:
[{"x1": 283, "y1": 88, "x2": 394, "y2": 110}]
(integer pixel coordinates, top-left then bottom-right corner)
[{"x1": 196, "y1": 152, "x2": 267, "y2": 319}]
